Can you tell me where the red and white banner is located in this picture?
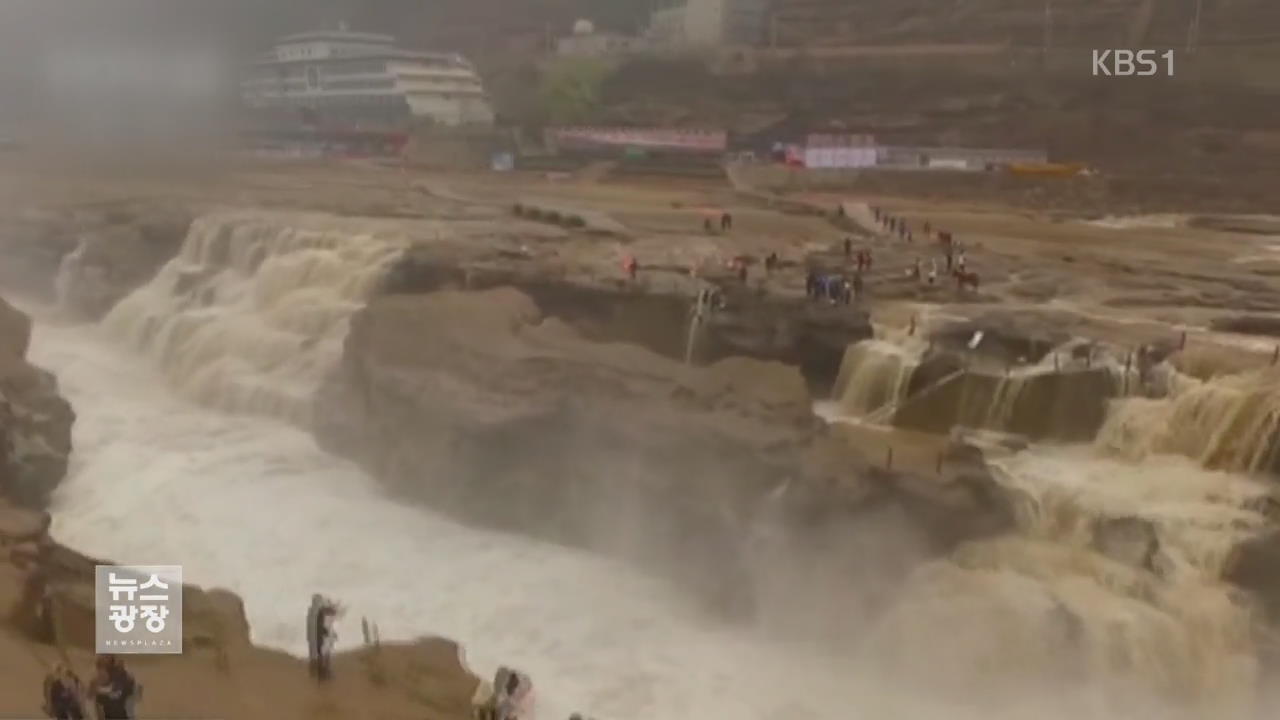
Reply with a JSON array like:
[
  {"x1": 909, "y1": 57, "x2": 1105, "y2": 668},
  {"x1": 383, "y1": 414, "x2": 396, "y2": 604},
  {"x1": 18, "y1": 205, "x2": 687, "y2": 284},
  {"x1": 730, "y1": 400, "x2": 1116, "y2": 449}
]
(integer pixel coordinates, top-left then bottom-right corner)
[
  {"x1": 548, "y1": 126, "x2": 728, "y2": 153},
  {"x1": 805, "y1": 133, "x2": 876, "y2": 149},
  {"x1": 803, "y1": 133, "x2": 878, "y2": 168}
]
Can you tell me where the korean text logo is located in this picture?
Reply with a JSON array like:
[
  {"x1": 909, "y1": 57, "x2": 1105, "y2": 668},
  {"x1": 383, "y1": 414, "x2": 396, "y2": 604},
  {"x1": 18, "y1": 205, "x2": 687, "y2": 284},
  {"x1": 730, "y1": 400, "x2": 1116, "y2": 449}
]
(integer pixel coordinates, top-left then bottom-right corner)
[{"x1": 95, "y1": 565, "x2": 183, "y2": 654}]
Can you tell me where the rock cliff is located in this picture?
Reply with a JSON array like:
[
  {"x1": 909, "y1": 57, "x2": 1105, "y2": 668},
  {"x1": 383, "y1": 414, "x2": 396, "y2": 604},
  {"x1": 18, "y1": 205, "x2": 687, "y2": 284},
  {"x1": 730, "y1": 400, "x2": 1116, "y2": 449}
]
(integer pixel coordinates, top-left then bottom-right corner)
[
  {"x1": 0, "y1": 202, "x2": 192, "y2": 316},
  {"x1": 316, "y1": 287, "x2": 1012, "y2": 616},
  {"x1": 0, "y1": 297, "x2": 75, "y2": 508},
  {"x1": 383, "y1": 241, "x2": 874, "y2": 392}
]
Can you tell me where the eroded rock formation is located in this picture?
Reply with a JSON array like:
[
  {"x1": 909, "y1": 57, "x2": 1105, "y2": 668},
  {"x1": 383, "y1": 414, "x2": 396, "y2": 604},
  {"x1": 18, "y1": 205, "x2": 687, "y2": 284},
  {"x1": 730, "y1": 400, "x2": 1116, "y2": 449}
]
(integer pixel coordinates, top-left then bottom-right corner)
[
  {"x1": 316, "y1": 287, "x2": 1012, "y2": 616},
  {"x1": 894, "y1": 365, "x2": 1118, "y2": 441},
  {"x1": 0, "y1": 297, "x2": 74, "y2": 508},
  {"x1": 0, "y1": 202, "x2": 192, "y2": 316},
  {"x1": 383, "y1": 243, "x2": 874, "y2": 391}
]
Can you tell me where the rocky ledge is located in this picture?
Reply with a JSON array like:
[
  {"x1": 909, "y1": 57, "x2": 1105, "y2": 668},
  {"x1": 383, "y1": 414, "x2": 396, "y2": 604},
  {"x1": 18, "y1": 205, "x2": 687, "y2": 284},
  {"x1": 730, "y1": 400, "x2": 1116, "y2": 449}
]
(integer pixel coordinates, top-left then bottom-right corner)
[
  {"x1": 0, "y1": 498, "x2": 481, "y2": 720},
  {"x1": 0, "y1": 297, "x2": 75, "y2": 508},
  {"x1": 315, "y1": 287, "x2": 1013, "y2": 617}
]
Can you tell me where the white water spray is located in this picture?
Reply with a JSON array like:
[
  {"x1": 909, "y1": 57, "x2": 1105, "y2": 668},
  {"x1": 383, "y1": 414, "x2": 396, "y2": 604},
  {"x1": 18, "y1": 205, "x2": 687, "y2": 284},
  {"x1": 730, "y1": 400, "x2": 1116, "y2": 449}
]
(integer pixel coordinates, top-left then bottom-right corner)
[
  {"x1": 101, "y1": 211, "x2": 405, "y2": 425},
  {"x1": 24, "y1": 207, "x2": 1280, "y2": 720},
  {"x1": 34, "y1": 317, "x2": 867, "y2": 720}
]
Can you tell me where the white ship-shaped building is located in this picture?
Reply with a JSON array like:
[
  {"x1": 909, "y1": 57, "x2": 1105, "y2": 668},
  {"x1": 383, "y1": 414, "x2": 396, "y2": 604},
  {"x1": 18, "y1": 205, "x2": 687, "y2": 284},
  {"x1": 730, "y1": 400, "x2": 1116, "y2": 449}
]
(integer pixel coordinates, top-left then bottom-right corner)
[{"x1": 241, "y1": 27, "x2": 494, "y2": 129}]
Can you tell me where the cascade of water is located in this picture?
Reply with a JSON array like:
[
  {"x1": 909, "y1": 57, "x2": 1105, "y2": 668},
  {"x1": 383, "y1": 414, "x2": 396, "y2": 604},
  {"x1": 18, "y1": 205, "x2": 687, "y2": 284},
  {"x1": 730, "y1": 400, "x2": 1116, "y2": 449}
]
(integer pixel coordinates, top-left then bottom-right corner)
[
  {"x1": 53, "y1": 239, "x2": 88, "y2": 310},
  {"x1": 98, "y1": 211, "x2": 406, "y2": 427},
  {"x1": 832, "y1": 339, "x2": 921, "y2": 416},
  {"x1": 980, "y1": 372, "x2": 1032, "y2": 430},
  {"x1": 865, "y1": 449, "x2": 1273, "y2": 720},
  {"x1": 684, "y1": 291, "x2": 708, "y2": 365},
  {"x1": 1097, "y1": 367, "x2": 1280, "y2": 474}
]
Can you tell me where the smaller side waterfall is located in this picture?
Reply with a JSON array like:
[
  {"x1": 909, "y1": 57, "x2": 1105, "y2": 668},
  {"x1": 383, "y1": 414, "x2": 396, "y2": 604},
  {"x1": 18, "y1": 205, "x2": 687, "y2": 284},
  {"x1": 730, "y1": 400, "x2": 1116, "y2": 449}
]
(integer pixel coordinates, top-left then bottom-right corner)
[
  {"x1": 832, "y1": 340, "x2": 920, "y2": 416},
  {"x1": 1096, "y1": 367, "x2": 1280, "y2": 474}
]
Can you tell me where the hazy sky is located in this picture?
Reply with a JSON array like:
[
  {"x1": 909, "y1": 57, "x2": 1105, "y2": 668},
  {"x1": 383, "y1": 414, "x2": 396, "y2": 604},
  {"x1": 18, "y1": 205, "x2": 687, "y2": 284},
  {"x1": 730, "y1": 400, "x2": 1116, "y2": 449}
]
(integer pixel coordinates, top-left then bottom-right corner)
[{"x1": 0, "y1": 0, "x2": 651, "y2": 130}]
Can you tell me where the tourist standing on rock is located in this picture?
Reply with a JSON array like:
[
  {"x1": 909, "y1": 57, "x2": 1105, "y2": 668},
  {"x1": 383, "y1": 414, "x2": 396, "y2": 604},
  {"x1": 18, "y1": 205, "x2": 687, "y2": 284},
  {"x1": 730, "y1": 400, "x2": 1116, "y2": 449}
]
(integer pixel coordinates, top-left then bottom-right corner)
[
  {"x1": 842, "y1": 237, "x2": 852, "y2": 257},
  {"x1": 90, "y1": 656, "x2": 139, "y2": 720},
  {"x1": 703, "y1": 217, "x2": 714, "y2": 234},
  {"x1": 804, "y1": 270, "x2": 817, "y2": 299},
  {"x1": 720, "y1": 212, "x2": 733, "y2": 231},
  {"x1": 764, "y1": 252, "x2": 778, "y2": 274},
  {"x1": 957, "y1": 249, "x2": 967, "y2": 272},
  {"x1": 623, "y1": 255, "x2": 638, "y2": 282},
  {"x1": 928, "y1": 259, "x2": 938, "y2": 285},
  {"x1": 317, "y1": 600, "x2": 338, "y2": 681},
  {"x1": 306, "y1": 594, "x2": 323, "y2": 678},
  {"x1": 841, "y1": 277, "x2": 853, "y2": 305},
  {"x1": 307, "y1": 594, "x2": 339, "y2": 682},
  {"x1": 43, "y1": 664, "x2": 86, "y2": 720}
]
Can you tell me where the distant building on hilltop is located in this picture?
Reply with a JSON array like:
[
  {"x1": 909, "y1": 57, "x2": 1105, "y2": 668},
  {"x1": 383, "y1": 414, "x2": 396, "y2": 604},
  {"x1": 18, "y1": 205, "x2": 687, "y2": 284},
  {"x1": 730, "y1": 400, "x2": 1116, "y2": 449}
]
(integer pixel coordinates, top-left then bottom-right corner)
[
  {"x1": 645, "y1": 0, "x2": 771, "y2": 51},
  {"x1": 767, "y1": 0, "x2": 859, "y2": 47},
  {"x1": 556, "y1": 19, "x2": 641, "y2": 58},
  {"x1": 241, "y1": 27, "x2": 494, "y2": 130}
]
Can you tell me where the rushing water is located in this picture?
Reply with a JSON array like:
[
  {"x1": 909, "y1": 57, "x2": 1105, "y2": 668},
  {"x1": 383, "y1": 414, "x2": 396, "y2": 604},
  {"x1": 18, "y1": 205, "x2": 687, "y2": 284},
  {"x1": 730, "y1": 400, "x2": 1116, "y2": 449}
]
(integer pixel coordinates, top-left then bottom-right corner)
[
  {"x1": 32, "y1": 312, "x2": 909, "y2": 720},
  {"x1": 19, "y1": 208, "x2": 1279, "y2": 720}
]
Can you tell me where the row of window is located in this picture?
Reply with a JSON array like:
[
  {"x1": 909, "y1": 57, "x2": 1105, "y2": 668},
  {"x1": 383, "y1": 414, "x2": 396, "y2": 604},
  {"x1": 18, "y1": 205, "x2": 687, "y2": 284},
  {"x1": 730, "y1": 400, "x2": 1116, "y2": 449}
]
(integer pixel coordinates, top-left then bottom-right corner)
[
  {"x1": 322, "y1": 78, "x2": 397, "y2": 90},
  {"x1": 252, "y1": 60, "x2": 484, "y2": 84}
]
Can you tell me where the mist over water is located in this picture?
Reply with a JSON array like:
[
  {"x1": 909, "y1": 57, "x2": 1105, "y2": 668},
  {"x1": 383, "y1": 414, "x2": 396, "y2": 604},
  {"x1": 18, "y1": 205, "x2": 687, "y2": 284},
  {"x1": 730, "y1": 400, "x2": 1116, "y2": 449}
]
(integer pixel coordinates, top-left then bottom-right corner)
[
  {"x1": 32, "y1": 316, "x2": 871, "y2": 720},
  {"x1": 10, "y1": 204, "x2": 1274, "y2": 720}
]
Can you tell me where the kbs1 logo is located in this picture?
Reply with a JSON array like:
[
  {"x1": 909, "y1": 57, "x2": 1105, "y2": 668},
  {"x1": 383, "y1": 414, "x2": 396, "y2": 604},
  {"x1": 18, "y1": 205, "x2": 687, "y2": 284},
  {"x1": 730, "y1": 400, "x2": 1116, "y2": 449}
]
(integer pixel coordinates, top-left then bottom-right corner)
[
  {"x1": 1092, "y1": 49, "x2": 1175, "y2": 77},
  {"x1": 95, "y1": 565, "x2": 183, "y2": 654}
]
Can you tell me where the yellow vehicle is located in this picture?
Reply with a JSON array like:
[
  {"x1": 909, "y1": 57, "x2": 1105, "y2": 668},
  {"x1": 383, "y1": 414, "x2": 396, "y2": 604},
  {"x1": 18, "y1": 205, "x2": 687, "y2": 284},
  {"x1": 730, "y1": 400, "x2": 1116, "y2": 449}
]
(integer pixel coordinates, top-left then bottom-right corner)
[{"x1": 1007, "y1": 162, "x2": 1087, "y2": 177}]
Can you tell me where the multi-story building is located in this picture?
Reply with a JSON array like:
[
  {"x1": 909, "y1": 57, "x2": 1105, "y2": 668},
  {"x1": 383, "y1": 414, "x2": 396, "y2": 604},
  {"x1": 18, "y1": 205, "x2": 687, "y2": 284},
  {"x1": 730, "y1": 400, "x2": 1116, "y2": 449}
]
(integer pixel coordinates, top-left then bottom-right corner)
[
  {"x1": 556, "y1": 20, "x2": 641, "y2": 58},
  {"x1": 646, "y1": 0, "x2": 771, "y2": 50},
  {"x1": 767, "y1": 0, "x2": 859, "y2": 47},
  {"x1": 241, "y1": 28, "x2": 494, "y2": 130}
]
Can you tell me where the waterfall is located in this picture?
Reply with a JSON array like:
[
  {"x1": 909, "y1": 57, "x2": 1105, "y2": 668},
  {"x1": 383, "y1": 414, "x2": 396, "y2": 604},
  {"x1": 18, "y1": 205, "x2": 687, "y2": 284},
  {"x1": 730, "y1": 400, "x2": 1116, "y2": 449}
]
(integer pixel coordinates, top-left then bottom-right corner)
[
  {"x1": 1096, "y1": 367, "x2": 1280, "y2": 474},
  {"x1": 865, "y1": 448, "x2": 1273, "y2": 719},
  {"x1": 832, "y1": 339, "x2": 920, "y2": 416},
  {"x1": 685, "y1": 291, "x2": 708, "y2": 365},
  {"x1": 99, "y1": 211, "x2": 406, "y2": 427},
  {"x1": 979, "y1": 372, "x2": 1031, "y2": 430}
]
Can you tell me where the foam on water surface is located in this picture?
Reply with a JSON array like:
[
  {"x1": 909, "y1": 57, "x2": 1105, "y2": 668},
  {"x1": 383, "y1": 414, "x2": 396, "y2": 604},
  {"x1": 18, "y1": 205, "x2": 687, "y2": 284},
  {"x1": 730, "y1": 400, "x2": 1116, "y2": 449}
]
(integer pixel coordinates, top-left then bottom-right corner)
[{"x1": 32, "y1": 318, "x2": 865, "y2": 720}]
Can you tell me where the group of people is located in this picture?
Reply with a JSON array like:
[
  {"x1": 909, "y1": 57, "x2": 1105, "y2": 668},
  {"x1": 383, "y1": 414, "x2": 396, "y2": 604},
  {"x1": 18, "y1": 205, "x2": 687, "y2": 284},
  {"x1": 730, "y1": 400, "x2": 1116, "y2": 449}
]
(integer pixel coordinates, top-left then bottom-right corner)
[
  {"x1": 867, "y1": 206, "x2": 980, "y2": 292},
  {"x1": 805, "y1": 270, "x2": 860, "y2": 305},
  {"x1": 299, "y1": 595, "x2": 555, "y2": 720},
  {"x1": 703, "y1": 211, "x2": 734, "y2": 234},
  {"x1": 42, "y1": 656, "x2": 140, "y2": 720},
  {"x1": 871, "y1": 206, "x2": 916, "y2": 242}
]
